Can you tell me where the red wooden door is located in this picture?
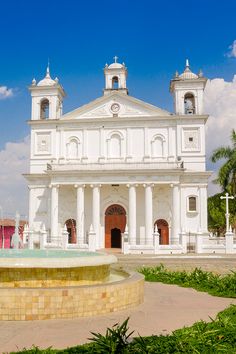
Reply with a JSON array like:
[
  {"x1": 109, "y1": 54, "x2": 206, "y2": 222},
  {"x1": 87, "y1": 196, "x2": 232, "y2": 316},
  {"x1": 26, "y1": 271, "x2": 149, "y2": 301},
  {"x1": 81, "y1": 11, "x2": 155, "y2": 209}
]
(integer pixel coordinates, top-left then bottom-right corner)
[
  {"x1": 105, "y1": 205, "x2": 126, "y2": 248},
  {"x1": 155, "y1": 219, "x2": 169, "y2": 245}
]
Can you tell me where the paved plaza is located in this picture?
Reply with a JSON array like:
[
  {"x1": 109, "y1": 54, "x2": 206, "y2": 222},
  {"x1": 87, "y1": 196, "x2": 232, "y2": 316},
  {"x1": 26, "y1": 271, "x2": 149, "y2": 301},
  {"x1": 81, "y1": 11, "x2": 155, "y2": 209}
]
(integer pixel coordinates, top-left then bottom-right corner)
[
  {"x1": 114, "y1": 253, "x2": 236, "y2": 274},
  {"x1": 0, "y1": 255, "x2": 236, "y2": 353}
]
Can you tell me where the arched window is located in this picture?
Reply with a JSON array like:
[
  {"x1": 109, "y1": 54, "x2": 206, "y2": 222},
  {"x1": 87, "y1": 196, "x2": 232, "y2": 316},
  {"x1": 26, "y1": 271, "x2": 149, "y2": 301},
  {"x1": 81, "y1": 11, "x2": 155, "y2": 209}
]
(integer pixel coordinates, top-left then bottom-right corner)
[
  {"x1": 184, "y1": 93, "x2": 195, "y2": 114},
  {"x1": 66, "y1": 138, "x2": 80, "y2": 159},
  {"x1": 188, "y1": 196, "x2": 197, "y2": 212},
  {"x1": 151, "y1": 135, "x2": 165, "y2": 157},
  {"x1": 40, "y1": 99, "x2": 49, "y2": 119},
  {"x1": 105, "y1": 204, "x2": 126, "y2": 215},
  {"x1": 109, "y1": 133, "x2": 121, "y2": 157},
  {"x1": 112, "y1": 76, "x2": 119, "y2": 89}
]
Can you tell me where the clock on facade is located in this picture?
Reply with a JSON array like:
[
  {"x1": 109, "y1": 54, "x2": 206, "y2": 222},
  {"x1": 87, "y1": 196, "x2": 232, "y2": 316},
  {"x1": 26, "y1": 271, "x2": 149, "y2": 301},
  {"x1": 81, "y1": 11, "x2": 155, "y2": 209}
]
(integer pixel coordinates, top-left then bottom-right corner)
[{"x1": 110, "y1": 103, "x2": 120, "y2": 113}]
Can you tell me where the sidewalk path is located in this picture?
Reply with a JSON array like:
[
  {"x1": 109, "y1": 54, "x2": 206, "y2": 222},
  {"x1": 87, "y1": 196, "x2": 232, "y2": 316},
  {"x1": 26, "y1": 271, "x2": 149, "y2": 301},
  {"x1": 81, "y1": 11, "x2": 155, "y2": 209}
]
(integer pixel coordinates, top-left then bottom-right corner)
[
  {"x1": 114, "y1": 253, "x2": 236, "y2": 274},
  {"x1": 0, "y1": 281, "x2": 235, "y2": 353}
]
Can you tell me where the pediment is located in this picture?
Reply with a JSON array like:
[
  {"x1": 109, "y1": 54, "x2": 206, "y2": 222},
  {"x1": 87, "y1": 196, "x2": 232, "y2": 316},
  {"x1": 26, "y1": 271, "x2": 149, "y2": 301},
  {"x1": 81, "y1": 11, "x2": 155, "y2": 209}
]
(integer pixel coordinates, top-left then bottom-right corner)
[{"x1": 62, "y1": 93, "x2": 171, "y2": 120}]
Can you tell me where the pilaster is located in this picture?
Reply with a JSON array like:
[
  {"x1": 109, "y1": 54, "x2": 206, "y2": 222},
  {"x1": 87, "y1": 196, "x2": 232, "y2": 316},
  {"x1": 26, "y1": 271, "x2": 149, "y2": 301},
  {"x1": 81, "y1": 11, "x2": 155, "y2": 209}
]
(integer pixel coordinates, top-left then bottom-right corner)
[
  {"x1": 75, "y1": 184, "x2": 85, "y2": 245},
  {"x1": 91, "y1": 184, "x2": 101, "y2": 249},
  {"x1": 171, "y1": 183, "x2": 180, "y2": 244},
  {"x1": 144, "y1": 183, "x2": 153, "y2": 245}
]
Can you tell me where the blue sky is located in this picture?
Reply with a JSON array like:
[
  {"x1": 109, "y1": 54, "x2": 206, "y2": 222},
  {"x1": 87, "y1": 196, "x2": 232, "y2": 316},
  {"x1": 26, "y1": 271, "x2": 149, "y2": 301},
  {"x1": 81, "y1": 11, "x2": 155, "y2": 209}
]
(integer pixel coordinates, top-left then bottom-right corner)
[
  {"x1": 0, "y1": 0, "x2": 236, "y2": 216},
  {"x1": 0, "y1": 0, "x2": 236, "y2": 147}
]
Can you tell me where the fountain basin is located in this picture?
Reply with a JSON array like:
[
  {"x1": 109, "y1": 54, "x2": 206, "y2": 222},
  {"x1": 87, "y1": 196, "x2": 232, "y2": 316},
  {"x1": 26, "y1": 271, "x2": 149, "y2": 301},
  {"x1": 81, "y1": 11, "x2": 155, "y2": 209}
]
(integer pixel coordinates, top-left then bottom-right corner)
[
  {"x1": 0, "y1": 249, "x2": 117, "y2": 287},
  {"x1": 0, "y1": 250, "x2": 144, "y2": 320}
]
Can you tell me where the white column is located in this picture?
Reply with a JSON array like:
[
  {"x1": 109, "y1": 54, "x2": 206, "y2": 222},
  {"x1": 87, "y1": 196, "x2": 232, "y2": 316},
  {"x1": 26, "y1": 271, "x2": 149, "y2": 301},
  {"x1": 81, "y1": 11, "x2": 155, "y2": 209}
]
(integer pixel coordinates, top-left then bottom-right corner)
[
  {"x1": 144, "y1": 184, "x2": 153, "y2": 245},
  {"x1": 75, "y1": 184, "x2": 85, "y2": 245},
  {"x1": 128, "y1": 184, "x2": 136, "y2": 246},
  {"x1": 91, "y1": 184, "x2": 101, "y2": 249},
  {"x1": 28, "y1": 186, "x2": 34, "y2": 229},
  {"x1": 171, "y1": 183, "x2": 180, "y2": 244},
  {"x1": 50, "y1": 184, "x2": 59, "y2": 239},
  {"x1": 199, "y1": 185, "x2": 208, "y2": 232}
]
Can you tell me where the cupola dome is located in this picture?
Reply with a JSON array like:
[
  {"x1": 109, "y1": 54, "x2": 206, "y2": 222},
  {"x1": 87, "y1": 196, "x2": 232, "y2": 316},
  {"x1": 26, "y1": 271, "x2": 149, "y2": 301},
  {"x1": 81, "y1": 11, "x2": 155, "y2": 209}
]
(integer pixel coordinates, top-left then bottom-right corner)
[
  {"x1": 179, "y1": 59, "x2": 198, "y2": 80},
  {"x1": 37, "y1": 66, "x2": 57, "y2": 86}
]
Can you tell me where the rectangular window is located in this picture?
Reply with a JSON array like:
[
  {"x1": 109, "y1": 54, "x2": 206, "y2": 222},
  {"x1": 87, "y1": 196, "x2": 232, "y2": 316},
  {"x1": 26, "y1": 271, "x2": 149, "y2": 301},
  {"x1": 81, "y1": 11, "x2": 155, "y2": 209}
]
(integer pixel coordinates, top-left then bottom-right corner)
[{"x1": 189, "y1": 196, "x2": 197, "y2": 212}]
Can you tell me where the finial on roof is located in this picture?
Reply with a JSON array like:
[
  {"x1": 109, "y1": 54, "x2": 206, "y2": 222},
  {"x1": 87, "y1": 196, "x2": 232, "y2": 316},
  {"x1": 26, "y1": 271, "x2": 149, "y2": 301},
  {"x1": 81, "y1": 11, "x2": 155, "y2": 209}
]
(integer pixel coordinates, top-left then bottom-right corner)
[
  {"x1": 54, "y1": 77, "x2": 59, "y2": 83},
  {"x1": 186, "y1": 59, "x2": 190, "y2": 68},
  {"x1": 198, "y1": 69, "x2": 203, "y2": 78},
  {"x1": 113, "y1": 55, "x2": 118, "y2": 63},
  {"x1": 175, "y1": 70, "x2": 179, "y2": 78},
  {"x1": 32, "y1": 78, "x2": 36, "y2": 86},
  {"x1": 46, "y1": 59, "x2": 50, "y2": 78}
]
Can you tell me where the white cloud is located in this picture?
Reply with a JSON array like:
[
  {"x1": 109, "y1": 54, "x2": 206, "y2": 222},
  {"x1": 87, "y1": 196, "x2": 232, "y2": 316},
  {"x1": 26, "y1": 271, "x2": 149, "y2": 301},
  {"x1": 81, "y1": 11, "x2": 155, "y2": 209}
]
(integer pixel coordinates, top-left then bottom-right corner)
[
  {"x1": 204, "y1": 76, "x2": 236, "y2": 195},
  {"x1": 226, "y1": 40, "x2": 236, "y2": 58},
  {"x1": 0, "y1": 137, "x2": 30, "y2": 218},
  {"x1": 0, "y1": 86, "x2": 13, "y2": 99}
]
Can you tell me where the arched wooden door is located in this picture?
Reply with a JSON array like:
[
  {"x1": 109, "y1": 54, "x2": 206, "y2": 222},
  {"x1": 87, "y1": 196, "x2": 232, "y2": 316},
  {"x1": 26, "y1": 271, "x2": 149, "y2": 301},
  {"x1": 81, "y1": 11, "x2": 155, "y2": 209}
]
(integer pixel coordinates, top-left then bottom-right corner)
[
  {"x1": 65, "y1": 219, "x2": 76, "y2": 244},
  {"x1": 154, "y1": 219, "x2": 169, "y2": 245},
  {"x1": 105, "y1": 204, "x2": 126, "y2": 248}
]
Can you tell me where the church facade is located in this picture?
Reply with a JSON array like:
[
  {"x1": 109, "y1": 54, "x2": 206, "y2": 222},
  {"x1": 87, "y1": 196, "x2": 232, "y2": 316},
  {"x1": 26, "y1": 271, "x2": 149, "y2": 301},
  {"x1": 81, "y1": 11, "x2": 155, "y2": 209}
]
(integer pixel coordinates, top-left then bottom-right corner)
[{"x1": 25, "y1": 58, "x2": 210, "y2": 253}]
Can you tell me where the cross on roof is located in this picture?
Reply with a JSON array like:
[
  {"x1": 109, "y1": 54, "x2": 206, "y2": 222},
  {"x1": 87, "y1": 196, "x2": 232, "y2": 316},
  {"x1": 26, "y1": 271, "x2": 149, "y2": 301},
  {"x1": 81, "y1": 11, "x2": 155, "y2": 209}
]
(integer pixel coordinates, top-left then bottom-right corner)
[{"x1": 113, "y1": 56, "x2": 118, "y2": 63}]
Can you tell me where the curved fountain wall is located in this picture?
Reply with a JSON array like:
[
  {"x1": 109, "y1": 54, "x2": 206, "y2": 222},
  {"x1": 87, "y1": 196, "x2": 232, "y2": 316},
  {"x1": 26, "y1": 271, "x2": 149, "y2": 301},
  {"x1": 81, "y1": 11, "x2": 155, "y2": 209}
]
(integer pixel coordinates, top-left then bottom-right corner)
[{"x1": 0, "y1": 250, "x2": 144, "y2": 320}]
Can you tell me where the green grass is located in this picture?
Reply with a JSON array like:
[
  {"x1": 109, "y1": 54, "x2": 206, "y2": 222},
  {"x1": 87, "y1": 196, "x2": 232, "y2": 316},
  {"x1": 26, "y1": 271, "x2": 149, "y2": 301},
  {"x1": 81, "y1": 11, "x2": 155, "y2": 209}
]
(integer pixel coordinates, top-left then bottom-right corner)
[
  {"x1": 10, "y1": 306, "x2": 236, "y2": 353},
  {"x1": 139, "y1": 264, "x2": 236, "y2": 298},
  {"x1": 8, "y1": 267, "x2": 236, "y2": 353}
]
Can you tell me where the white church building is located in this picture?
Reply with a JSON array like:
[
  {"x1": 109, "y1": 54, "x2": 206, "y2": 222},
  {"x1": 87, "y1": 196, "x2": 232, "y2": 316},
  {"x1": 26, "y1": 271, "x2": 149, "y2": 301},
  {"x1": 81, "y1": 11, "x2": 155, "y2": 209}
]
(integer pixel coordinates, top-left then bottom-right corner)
[{"x1": 24, "y1": 58, "x2": 211, "y2": 254}]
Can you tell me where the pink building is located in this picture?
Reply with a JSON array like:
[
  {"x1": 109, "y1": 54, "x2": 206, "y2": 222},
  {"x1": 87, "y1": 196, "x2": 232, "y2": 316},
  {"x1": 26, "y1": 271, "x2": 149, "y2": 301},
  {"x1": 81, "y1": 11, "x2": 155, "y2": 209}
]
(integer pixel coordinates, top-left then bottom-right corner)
[{"x1": 0, "y1": 219, "x2": 26, "y2": 248}]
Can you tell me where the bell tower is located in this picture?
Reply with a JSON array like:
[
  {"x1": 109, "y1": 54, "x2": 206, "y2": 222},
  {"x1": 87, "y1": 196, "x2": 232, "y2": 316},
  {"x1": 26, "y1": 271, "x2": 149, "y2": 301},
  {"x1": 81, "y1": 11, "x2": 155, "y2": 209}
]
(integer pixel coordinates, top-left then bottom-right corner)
[
  {"x1": 170, "y1": 60, "x2": 207, "y2": 115},
  {"x1": 104, "y1": 56, "x2": 128, "y2": 95},
  {"x1": 29, "y1": 65, "x2": 65, "y2": 120}
]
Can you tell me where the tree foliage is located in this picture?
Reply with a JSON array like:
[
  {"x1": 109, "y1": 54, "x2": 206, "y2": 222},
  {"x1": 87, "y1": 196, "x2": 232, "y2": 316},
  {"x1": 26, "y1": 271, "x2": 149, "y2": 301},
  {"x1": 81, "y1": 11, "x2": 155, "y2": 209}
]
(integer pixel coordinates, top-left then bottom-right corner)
[
  {"x1": 211, "y1": 129, "x2": 236, "y2": 195},
  {"x1": 208, "y1": 192, "x2": 236, "y2": 233}
]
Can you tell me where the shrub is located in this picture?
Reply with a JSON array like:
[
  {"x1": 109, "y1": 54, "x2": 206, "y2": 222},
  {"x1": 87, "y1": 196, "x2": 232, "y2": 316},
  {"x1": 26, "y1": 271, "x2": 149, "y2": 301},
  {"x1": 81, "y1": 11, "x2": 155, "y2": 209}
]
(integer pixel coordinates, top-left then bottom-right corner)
[{"x1": 88, "y1": 317, "x2": 133, "y2": 353}]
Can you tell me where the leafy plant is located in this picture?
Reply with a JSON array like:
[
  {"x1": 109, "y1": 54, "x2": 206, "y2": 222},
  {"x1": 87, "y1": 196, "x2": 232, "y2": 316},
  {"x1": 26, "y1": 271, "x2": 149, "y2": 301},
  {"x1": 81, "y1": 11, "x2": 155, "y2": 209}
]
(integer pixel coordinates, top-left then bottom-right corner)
[{"x1": 88, "y1": 317, "x2": 134, "y2": 353}]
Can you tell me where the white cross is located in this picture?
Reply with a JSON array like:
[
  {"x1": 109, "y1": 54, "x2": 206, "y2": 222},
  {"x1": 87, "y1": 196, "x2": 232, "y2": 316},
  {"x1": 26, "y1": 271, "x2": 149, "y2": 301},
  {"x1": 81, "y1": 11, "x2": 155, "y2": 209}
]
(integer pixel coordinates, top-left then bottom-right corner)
[
  {"x1": 220, "y1": 192, "x2": 234, "y2": 232},
  {"x1": 113, "y1": 56, "x2": 118, "y2": 63}
]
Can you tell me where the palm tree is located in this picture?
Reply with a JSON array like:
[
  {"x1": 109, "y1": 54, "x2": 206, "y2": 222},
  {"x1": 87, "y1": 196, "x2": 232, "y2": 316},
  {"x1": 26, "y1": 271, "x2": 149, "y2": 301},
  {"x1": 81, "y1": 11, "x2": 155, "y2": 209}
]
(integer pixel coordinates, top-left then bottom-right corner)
[{"x1": 211, "y1": 129, "x2": 236, "y2": 195}]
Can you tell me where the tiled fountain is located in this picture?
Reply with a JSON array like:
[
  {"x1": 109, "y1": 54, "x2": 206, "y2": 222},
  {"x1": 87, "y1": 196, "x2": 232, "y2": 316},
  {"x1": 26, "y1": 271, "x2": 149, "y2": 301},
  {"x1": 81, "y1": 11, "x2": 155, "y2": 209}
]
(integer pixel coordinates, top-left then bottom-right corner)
[{"x1": 0, "y1": 249, "x2": 144, "y2": 320}]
